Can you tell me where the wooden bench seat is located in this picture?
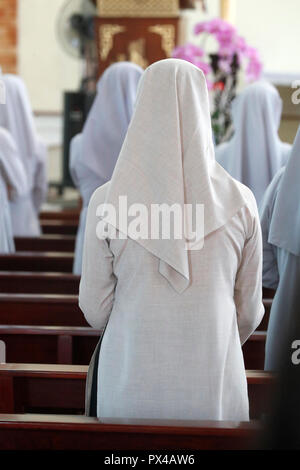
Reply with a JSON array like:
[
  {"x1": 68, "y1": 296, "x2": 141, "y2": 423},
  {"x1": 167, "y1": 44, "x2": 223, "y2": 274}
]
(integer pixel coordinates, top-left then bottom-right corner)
[
  {"x1": 0, "y1": 294, "x2": 85, "y2": 325},
  {"x1": 0, "y1": 325, "x2": 266, "y2": 368},
  {"x1": 40, "y1": 211, "x2": 80, "y2": 222},
  {"x1": 0, "y1": 290, "x2": 270, "y2": 333},
  {"x1": 258, "y1": 299, "x2": 271, "y2": 331},
  {"x1": 0, "y1": 364, "x2": 275, "y2": 420},
  {"x1": 41, "y1": 220, "x2": 78, "y2": 236},
  {"x1": 0, "y1": 325, "x2": 99, "y2": 364},
  {"x1": 242, "y1": 331, "x2": 266, "y2": 370},
  {"x1": 0, "y1": 252, "x2": 74, "y2": 273},
  {"x1": 0, "y1": 413, "x2": 260, "y2": 450},
  {"x1": 262, "y1": 287, "x2": 275, "y2": 299},
  {"x1": 0, "y1": 274, "x2": 80, "y2": 295},
  {"x1": 15, "y1": 236, "x2": 76, "y2": 253}
]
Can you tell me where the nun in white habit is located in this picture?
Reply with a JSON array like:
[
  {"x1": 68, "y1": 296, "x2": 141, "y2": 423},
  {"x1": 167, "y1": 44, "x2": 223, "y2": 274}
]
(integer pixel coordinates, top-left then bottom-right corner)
[
  {"x1": 79, "y1": 59, "x2": 264, "y2": 421},
  {"x1": 0, "y1": 74, "x2": 48, "y2": 236},
  {"x1": 260, "y1": 126, "x2": 300, "y2": 371},
  {"x1": 0, "y1": 127, "x2": 27, "y2": 252},
  {"x1": 216, "y1": 81, "x2": 291, "y2": 206},
  {"x1": 70, "y1": 62, "x2": 143, "y2": 275}
]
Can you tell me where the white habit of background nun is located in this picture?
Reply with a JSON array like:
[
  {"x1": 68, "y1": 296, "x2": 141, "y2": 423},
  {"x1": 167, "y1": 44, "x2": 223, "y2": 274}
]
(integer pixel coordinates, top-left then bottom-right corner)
[
  {"x1": 0, "y1": 127, "x2": 27, "y2": 252},
  {"x1": 70, "y1": 62, "x2": 143, "y2": 275},
  {"x1": 0, "y1": 74, "x2": 48, "y2": 236},
  {"x1": 260, "y1": 126, "x2": 300, "y2": 371},
  {"x1": 79, "y1": 59, "x2": 264, "y2": 421},
  {"x1": 215, "y1": 81, "x2": 291, "y2": 206}
]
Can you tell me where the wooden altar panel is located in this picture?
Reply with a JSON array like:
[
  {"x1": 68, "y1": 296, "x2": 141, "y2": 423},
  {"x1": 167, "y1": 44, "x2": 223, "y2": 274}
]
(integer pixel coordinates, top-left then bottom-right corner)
[{"x1": 95, "y1": 17, "x2": 179, "y2": 76}]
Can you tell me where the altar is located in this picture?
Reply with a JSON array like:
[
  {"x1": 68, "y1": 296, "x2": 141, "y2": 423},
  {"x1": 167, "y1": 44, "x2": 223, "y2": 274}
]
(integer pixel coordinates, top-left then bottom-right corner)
[{"x1": 95, "y1": 0, "x2": 181, "y2": 75}]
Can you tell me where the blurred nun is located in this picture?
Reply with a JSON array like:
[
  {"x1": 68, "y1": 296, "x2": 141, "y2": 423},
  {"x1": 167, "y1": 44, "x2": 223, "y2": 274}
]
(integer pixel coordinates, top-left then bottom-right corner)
[
  {"x1": 80, "y1": 59, "x2": 264, "y2": 421},
  {"x1": 0, "y1": 127, "x2": 27, "y2": 252},
  {"x1": 0, "y1": 75, "x2": 48, "y2": 236},
  {"x1": 70, "y1": 62, "x2": 143, "y2": 275},
  {"x1": 216, "y1": 81, "x2": 291, "y2": 206},
  {"x1": 260, "y1": 126, "x2": 300, "y2": 371}
]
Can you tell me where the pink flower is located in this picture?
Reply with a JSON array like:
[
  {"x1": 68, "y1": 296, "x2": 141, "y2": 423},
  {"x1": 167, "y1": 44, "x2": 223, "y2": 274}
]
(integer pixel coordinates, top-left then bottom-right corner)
[
  {"x1": 206, "y1": 79, "x2": 213, "y2": 90},
  {"x1": 194, "y1": 22, "x2": 210, "y2": 35},
  {"x1": 173, "y1": 43, "x2": 204, "y2": 61},
  {"x1": 246, "y1": 58, "x2": 263, "y2": 81},
  {"x1": 172, "y1": 44, "x2": 211, "y2": 75},
  {"x1": 195, "y1": 18, "x2": 237, "y2": 36},
  {"x1": 218, "y1": 58, "x2": 232, "y2": 74},
  {"x1": 175, "y1": 18, "x2": 264, "y2": 83},
  {"x1": 194, "y1": 61, "x2": 212, "y2": 76},
  {"x1": 235, "y1": 36, "x2": 247, "y2": 53}
]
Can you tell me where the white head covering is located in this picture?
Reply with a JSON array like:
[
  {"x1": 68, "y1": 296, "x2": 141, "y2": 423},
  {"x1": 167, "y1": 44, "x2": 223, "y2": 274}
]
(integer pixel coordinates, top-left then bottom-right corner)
[
  {"x1": 82, "y1": 62, "x2": 143, "y2": 182},
  {"x1": 0, "y1": 127, "x2": 28, "y2": 252},
  {"x1": 0, "y1": 126, "x2": 27, "y2": 200},
  {"x1": 216, "y1": 81, "x2": 291, "y2": 205},
  {"x1": 0, "y1": 74, "x2": 42, "y2": 187},
  {"x1": 70, "y1": 132, "x2": 105, "y2": 207},
  {"x1": 102, "y1": 59, "x2": 249, "y2": 293},
  {"x1": 268, "y1": 126, "x2": 300, "y2": 255}
]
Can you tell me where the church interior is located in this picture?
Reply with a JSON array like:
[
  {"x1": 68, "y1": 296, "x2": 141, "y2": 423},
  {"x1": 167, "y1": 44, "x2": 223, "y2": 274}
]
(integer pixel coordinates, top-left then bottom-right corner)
[{"x1": 0, "y1": 0, "x2": 299, "y2": 453}]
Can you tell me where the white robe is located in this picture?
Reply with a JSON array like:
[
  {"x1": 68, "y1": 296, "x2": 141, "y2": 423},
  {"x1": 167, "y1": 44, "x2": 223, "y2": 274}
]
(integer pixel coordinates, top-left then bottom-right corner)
[
  {"x1": 70, "y1": 62, "x2": 143, "y2": 274},
  {"x1": 0, "y1": 74, "x2": 48, "y2": 236},
  {"x1": 0, "y1": 127, "x2": 27, "y2": 252},
  {"x1": 80, "y1": 59, "x2": 264, "y2": 421},
  {"x1": 69, "y1": 133, "x2": 100, "y2": 275},
  {"x1": 260, "y1": 126, "x2": 300, "y2": 370},
  {"x1": 80, "y1": 182, "x2": 263, "y2": 421},
  {"x1": 215, "y1": 81, "x2": 291, "y2": 206}
]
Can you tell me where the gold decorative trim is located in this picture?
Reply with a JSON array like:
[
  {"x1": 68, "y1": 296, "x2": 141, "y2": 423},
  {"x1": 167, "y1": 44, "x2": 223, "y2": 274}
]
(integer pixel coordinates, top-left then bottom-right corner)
[
  {"x1": 97, "y1": 0, "x2": 179, "y2": 18},
  {"x1": 148, "y1": 25, "x2": 176, "y2": 57},
  {"x1": 99, "y1": 24, "x2": 126, "y2": 61}
]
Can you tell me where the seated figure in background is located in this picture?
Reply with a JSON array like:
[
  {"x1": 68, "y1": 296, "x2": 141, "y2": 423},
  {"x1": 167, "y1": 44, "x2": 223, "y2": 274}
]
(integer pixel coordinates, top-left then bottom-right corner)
[
  {"x1": 0, "y1": 74, "x2": 48, "y2": 236},
  {"x1": 70, "y1": 61, "x2": 143, "y2": 275},
  {"x1": 0, "y1": 127, "x2": 27, "y2": 252},
  {"x1": 216, "y1": 81, "x2": 291, "y2": 207}
]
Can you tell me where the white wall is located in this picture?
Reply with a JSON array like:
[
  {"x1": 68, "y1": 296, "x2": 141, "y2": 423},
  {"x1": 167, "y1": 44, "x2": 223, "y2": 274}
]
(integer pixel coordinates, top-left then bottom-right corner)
[
  {"x1": 235, "y1": 0, "x2": 300, "y2": 79},
  {"x1": 18, "y1": 0, "x2": 82, "y2": 112},
  {"x1": 181, "y1": 0, "x2": 300, "y2": 82}
]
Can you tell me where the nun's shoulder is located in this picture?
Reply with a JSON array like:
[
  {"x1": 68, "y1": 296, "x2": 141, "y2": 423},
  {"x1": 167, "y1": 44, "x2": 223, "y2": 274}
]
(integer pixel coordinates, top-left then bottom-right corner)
[
  {"x1": 89, "y1": 181, "x2": 110, "y2": 209},
  {"x1": 235, "y1": 180, "x2": 259, "y2": 215}
]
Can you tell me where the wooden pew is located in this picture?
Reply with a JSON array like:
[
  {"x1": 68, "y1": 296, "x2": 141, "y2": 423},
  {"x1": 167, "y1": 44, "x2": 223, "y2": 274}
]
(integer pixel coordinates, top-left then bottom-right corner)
[
  {"x1": 0, "y1": 252, "x2": 74, "y2": 273},
  {"x1": 262, "y1": 287, "x2": 275, "y2": 299},
  {"x1": 41, "y1": 220, "x2": 78, "y2": 236},
  {"x1": 0, "y1": 326, "x2": 99, "y2": 364},
  {"x1": 15, "y1": 236, "x2": 75, "y2": 253},
  {"x1": 0, "y1": 274, "x2": 80, "y2": 295},
  {"x1": 258, "y1": 299, "x2": 271, "y2": 331},
  {"x1": 0, "y1": 364, "x2": 275, "y2": 420},
  {"x1": 40, "y1": 211, "x2": 80, "y2": 222},
  {"x1": 0, "y1": 324, "x2": 266, "y2": 368},
  {"x1": 0, "y1": 294, "x2": 85, "y2": 326},
  {"x1": 0, "y1": 413, "x2": 260, "y2": 450},
  {"x1": 242, "y1": 332, "x2": 266, "y2": 370},
  {"x1": 0, "y1": 289, "x2": 271, "y2": 332}
]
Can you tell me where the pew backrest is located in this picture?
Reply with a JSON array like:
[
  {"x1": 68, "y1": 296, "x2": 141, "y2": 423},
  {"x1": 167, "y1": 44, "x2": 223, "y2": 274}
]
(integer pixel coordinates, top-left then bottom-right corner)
[{"x1": 0, "y1": 413, "x2": 260, "y2": 450}]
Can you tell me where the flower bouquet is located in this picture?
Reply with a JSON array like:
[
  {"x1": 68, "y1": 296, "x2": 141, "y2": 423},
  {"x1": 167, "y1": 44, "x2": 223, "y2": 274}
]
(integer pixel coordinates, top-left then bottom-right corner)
[{"x1": 172, "y1": 18, "x2": 263, "y2": 144}]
